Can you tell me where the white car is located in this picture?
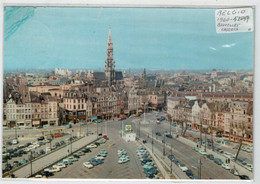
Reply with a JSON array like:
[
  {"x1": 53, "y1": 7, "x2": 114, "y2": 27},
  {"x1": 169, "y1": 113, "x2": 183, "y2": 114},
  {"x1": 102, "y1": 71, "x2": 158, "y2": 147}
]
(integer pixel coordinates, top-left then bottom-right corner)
[
  {"x1": 221, "y1": 163, "x2": 230, "y2": 170},
  {"x1": 44, "y1": 167, "x2": 60, "y2": 173},
  {"x1": 83, "y1": 162, "x2": 93, "y2": 169},
  {"x1": 12, "y1": 139, "x2": 18, "y2": 145},
  {"x1": 68, "y1": 156, "x2": 78, "y2": 162},
  {"x1": 118, "y1": 158, "x2": 129, "y2": 164},
  {"x1": 53, "y1": 163, "x2": 66, "y2": 169},
  {"x1": 35, "y1": 174, "x2": 43, "y2": 178},
  {"x1": 179, "y1": 164, "x2": 188, "y2": 172},
  {"x1": 95, "y1": 156, "x2": 105, "y2": 160},
  {"x1": 198, "y1": 150, "x2": 207, "y2": 155},
  {"x1": 46, "y1": 147, "x2": 51, "y2": 152},
  {"x1": 86, "y1": 144, "x2": 97, "y2": 148},
  {"x1": 77, "y1": 151, "x2": 85, "y2": 156},
  {"x1": 245, "y1": 164, "x2": 253, "y2": 171},
  {"x1": 230, "y1": 168, "x2": 239, "y2": 176}
]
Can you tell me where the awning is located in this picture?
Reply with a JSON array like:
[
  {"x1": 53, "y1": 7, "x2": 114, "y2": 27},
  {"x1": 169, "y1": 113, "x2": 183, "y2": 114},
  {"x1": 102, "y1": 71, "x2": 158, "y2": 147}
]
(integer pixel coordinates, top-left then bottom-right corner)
[
  {"x1": 152, "y1": 107, "x2": 156, "y2": 110},
  {"x1": 92, "y1": 116, "x2": 97, "y2": 121},
  {"x1": 119, "y1": 115, "x2": 127, "y2": 118}
]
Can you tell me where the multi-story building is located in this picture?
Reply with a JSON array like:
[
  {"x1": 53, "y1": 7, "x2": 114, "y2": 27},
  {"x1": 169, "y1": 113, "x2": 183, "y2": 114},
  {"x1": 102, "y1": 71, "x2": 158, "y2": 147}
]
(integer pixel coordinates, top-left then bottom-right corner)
[
  {"x1": 5, "y1": 93, "x2": 59, "y2": 127},
  {"x1": 63, "y1": 90, "x2": 93, "y2": 123}
]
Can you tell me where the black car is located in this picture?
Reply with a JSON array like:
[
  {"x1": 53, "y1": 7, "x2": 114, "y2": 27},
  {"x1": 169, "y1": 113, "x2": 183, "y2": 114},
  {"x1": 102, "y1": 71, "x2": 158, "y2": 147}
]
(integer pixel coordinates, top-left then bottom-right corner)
[
  {"x1": 160, "y1": 116, "x2": 166, "y2": 120},
  {"x1": 18, "y1": 149, "x2": 25, "y2": 155},
  {"x1": 13, "y1": 161, "x2": 20, "y2": 168},
  {"x1": 60, "y1": 140, "x2": 65, "y2": 145},
  {"x1": 38, "y1": 136, "x2": 45, "y2": 141},
  {"x1": 6, "y1": 142, "x2": 12, "y2": 146},
  {"x1": 94, "y1": 142, "x2": 100, "y2": 146},
  {"x1": 155, "y1": 132, "x2": 162, "y2": 136},
  {"x1": 82, "y1": 148, "x2": 91, "y2": 153},
  {"x1": 55, "y1": 142, "x2": 61, "y2": 147},
  {"x1": 41, "y1": 171, "x2": 54, "y2": 177},
  {"x1": 39, "y1": 149, "x2": 45, "y2": 155},
  {"x1": 5, "y1": 163, "x2": 12, "y2": 171},
  {"x1": 28, "y1": 155, "x2": 34, "y2": 161},
  {"x1": 168, "y1": 154, "x2": 175, "y2": 161},
  {"x1": 207, "y1": 154, "x2": 214, "y2": 160},
  {"x1": 73, "y1": 136, "x2": 78, "y2": 139},
  {"x1": 7, "y1": 149, "x2": 15, "y2": 153},
  {"x1": 73, "y1": 154, "x2": 80, "y2": 158},
  {"x1": 166, "y1": 134, "x2": 173, "y2": 138},
  {"x1": 141, "y1": 159, "x2": 152, "y2": 165},
  {"x1": 25, "y1": 142, "x2": 32, "y2": 147},
  {"x1": 239, "y1": 175, "x2": 249, "y2": 180},
  {"x1": 186, "y1": 169, "x2": 193, "y2": 178},
  {"x1": 174, "y1": 159, "x2": 180, "y2": 166}
]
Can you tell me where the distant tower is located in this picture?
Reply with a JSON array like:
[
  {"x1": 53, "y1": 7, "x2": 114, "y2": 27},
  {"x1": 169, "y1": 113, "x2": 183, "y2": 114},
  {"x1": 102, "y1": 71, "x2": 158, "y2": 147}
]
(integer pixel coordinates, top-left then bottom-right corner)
[{"x1": 105, "y1": 28, "x2": 116, "y2": 86}]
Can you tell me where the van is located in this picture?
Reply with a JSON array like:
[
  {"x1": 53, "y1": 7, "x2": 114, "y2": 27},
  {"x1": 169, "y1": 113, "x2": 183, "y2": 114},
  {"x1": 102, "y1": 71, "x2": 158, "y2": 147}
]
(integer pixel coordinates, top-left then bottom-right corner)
[{"x1": 12, "y1": 139, "x2": 18, "y2": 145}]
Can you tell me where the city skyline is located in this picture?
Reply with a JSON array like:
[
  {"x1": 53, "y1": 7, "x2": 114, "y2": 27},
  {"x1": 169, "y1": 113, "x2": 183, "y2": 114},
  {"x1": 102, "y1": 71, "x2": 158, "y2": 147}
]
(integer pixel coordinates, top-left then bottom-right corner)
[{"x1": 4, "y1": 7, "x2": 254, "y2": 71}]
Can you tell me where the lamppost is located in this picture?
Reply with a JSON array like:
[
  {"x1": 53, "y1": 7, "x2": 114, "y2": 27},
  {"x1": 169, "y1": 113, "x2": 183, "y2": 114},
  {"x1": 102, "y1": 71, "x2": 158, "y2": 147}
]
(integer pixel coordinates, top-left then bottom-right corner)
[
  {"x1": 198, "y1": 156, "x2": 206, "y2": 179},
  {"x1": 71, "y1": 130, "x2": 73, "y2": 155},
  {"x1": 170, "y1": 142, "x2": 173, "y2": 174},
  {"x1": 30, "y1": 150, "x2": 35, "y2": 177},
  {"x1": 152, "y1": 130, "x2": 154, "y2": 153},
  {"x1": 138, "y1": 120, "x2": 141, "y2": 139},
  {"x1": 96, "y1": 120, "x2": 98, "y2": 139},
  {"x1": 163, "y1": 132, "x2": 166, "y2": 156},
  {"x1": 78, "y1": 119, "x2": 81, "y2": 138}
]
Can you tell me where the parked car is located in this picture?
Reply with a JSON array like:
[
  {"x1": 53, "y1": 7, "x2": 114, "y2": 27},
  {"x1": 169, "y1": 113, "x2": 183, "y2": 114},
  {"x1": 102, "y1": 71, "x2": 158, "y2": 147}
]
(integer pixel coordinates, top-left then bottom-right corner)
[
  {"x1": 87, "y1": 144, "x2": 97, "y2": 148},
  {"x1": 60, "y1": 140, "x2": 65, "y2": 145},
  {"x1": 62, "y1": 159, "x2": 72, "y2": 165},
  {"x1": 221, "y1": 163, "x2": 230, "y2": 170},
  {"x1": 103, "y1": 135, "x2": 109, "y2": 140},
  {"x1": 81, "y1": 122, "x2": 87, "y2": 126},
  {"x1": 214, "y1": 158, "x2": 223, "y2": 165},
  {"x1": 155, "y1": 132, "x2": 162, "y2": 136},
  {"x1": 82, "y1": 148, "x2": 91, "y2": 153},
  {"x1": 73, "y1": 154, "x2": 80, "y2": 159},
  {"x1": 186, "y1": 169, "x2": 193, "y2": 178},
  {"x1": 239, "y1": 175, "x2": 250, "y2": 180},
  {"x1": 54, "y1": 133, "x2": 63, "y2": 138},
  {"x1": 83, "y1": 161, "x2": 93, "y2": 168},
  {"x1": 41, "y1": 171, "x2": 54, "y2": 177},
  {"x1": 168, "y1": 154, "x2": 175, "y2": 161},
  {"x1": 199, "y1": 150, "x2": 207, "y2": 155},
  {"x1": 179, "y1": 164, "x2": 188, "y2": 172},
  {"x1": 39, "y1": 149, "x2": 45, "y2": 155},
  {"x1": 87, "y1": 131, "x2": 94, "y2": 135},
  {"x1": 230, "y1": 168, "x2": 239, "y2": 176},
  {"x1": 12, "y1": 139, "x2": 18, "y2": 145},
  {"x1": 55, "y1": 142, "x2": 61, "y2": 147},
  {"x1": 53, "y1": 162, "x2": 66, "y2": 169},
  {"x1": 21, "y1": 158, "x2": 27, "y2": 164},
  {"x1": 13, "y1": 161, "x2": 20, "y2": 168},
  {"x1": 166, "y1": 134, "x2": 173, "y2": 138},
  {"x1": 38, "y1": 136, "x2": 45, "y2": 141},
  {"x1": 207, "y1": 154, "x2": 214, "y2": 160}
]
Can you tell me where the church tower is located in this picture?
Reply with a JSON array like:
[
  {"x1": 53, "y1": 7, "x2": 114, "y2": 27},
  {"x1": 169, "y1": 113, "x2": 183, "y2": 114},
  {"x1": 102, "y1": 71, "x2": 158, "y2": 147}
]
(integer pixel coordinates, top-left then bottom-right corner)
[{"x1": 105, "y1": 28, "x2": 116, "y2": 86}]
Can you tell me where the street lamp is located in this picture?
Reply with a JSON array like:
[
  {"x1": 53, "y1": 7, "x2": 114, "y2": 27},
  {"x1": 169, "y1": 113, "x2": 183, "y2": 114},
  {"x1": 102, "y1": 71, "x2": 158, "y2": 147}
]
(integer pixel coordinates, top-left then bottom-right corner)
[
  {"x1": 170, "y1": 142, "x2": 173, "y2": 174},
  {"x1": 152, "y1": 130, "x2": 154, "y2": 153},
  {"x1": 96, "y1": 120, "x2": 98, "y2": 139},
  {"x1": 30, "y1": 150, "x2": 35, "y2": 177},
  {"x1": 198, "y1": 156, "x2": 206, "y2": 179},
  {"x1": 163, "y1": 132, "x2": 166, "y2": 156},
  {"x1": 71, "y1": 130, "x2": 73, "y2": 155}
]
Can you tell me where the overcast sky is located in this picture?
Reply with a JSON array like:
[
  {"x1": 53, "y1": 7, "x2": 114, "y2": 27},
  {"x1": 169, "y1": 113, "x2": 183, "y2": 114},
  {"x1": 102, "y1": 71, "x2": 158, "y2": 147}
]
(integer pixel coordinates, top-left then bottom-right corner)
[{"x1": 4, "y1": 7, "x2": 254, "y2": 71}]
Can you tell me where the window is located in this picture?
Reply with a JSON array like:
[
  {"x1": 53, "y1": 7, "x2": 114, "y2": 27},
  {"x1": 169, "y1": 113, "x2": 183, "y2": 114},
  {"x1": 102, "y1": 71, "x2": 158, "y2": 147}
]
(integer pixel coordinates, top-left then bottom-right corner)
[
  {"x1": 74, "y1": 105, "x2": 76, "y2": 109},
  {"x1": 78, "y1": 105, "x2": 80, "y2": 109},
  {"x1": 82, "y1": 104, "x2": 84, "y2": 108}
]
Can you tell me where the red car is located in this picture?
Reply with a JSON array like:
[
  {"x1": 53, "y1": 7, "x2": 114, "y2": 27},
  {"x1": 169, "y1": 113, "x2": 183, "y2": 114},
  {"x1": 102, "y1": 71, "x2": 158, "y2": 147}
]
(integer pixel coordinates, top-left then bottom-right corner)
[
  {"x1": 103, "y1": 135, "x2": 109, "y2": 140},
  {"x1": 54, "y1": 133, "x2": 63, "y2": 138}
]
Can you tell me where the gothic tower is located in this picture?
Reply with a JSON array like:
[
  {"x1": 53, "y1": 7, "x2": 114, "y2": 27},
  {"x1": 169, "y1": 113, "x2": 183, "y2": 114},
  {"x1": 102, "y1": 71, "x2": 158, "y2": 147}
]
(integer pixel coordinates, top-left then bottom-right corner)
[{"x1": 105, "y1": 28, "x2": 116, "y2": 86}]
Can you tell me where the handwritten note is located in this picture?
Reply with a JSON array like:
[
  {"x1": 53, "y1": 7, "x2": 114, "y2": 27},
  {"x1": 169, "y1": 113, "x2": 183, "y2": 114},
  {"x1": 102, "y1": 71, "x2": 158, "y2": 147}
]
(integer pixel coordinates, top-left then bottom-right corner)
[{"x1": 215, "y1": 8, "x2": 254, "y2": 33}]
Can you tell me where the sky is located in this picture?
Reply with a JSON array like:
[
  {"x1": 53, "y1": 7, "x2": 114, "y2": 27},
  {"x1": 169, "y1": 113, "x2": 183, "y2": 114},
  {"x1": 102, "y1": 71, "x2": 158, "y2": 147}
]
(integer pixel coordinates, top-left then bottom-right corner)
[{"x1": 3, "y1": 7, "x2": 254, "y2": 71}]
